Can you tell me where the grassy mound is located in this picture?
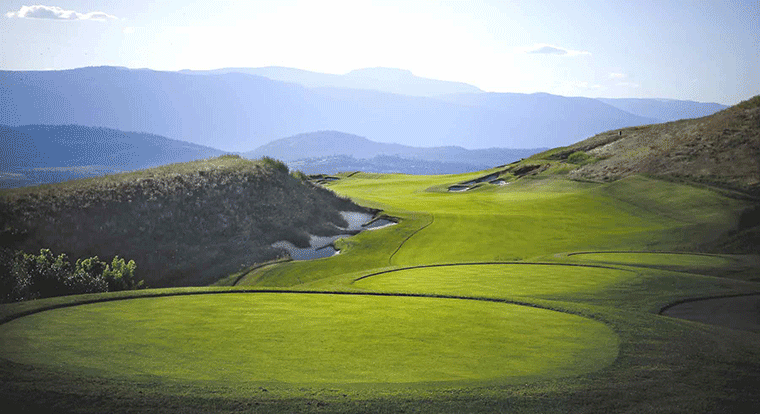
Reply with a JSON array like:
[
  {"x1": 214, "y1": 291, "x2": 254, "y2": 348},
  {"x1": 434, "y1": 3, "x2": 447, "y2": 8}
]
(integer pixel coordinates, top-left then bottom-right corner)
[
  {"x1": 0, "y1": 156, "x2": 366, "y2": 287},
  {"x1": 0, "y1": 292, "x2": 617, "y2": 385}
]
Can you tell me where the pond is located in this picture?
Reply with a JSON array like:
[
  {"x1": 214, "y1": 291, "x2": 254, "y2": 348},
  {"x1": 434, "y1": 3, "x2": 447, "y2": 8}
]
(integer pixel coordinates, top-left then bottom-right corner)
[{"x1": 271, "y1": 211, "x2": 396, "y2": 260}]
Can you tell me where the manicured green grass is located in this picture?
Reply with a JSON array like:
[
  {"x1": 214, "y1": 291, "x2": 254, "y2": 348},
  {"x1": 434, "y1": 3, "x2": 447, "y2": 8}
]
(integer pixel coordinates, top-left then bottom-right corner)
[
  {"x1": 353, "y1": 264, "x2": 636, "y2": 299},
  {"x1": 240, "y1": 173, "x2": 745, "y2": 289},
  {"x1": 2, "y1": 170, "x2": 759, "y2": 413},
  {"x1": 0, "y1": 293, "x2": 617, "y2": 385},
  {"x1": 567, "y1": 252, "x2": 732, "y2": 268},
  {"x1": 332, "y1": 173, "x2": 743, "y2": 266}
]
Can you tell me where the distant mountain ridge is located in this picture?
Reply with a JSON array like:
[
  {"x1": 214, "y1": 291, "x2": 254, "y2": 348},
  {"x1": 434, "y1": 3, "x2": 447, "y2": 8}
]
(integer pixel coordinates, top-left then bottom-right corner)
[
  {"x1": 0, "y1": 66, "x2": 729, "y2": 155},
  {"x1": 2, "y1": 66, "x2": 677, "y2": 152},
  {"x1": 244, "y1": 131, "x2": 546, "y2": 173},
  {"x1": 179, "y1": 66, "x2": 727, "y2": 122},
  {"x1": 288, "y1": 154, "x2": 492, "y2": 175},
  {"x1": 179, "y1": 66, "x2": 483, "y2": 97},
  {"x1": 0, "y1": 124, "x2": 225, "y2": 188},
  {"x1": 245, "y1": 131, "x2": 408, "y2": 161},
  {"x1": 596, "y1": 98, "x2": 728, "y2": 122},
  {"x1": 0, "y1": 125, "x2": 542, "y2": 189}
]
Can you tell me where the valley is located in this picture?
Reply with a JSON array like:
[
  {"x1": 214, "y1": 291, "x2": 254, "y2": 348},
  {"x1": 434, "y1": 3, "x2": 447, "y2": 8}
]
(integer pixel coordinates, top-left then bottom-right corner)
[
  {"x1": 1, "y1": 96, "x2": 759, "y2": 411},
  {"x1": 0, "y1": 65, "x2": 757, "y2": 413}
]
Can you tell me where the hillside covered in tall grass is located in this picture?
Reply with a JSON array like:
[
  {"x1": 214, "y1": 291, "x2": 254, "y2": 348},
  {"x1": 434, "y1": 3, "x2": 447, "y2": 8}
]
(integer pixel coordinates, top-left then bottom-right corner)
[{"x1": 0, "y1": 155, "x2": 367, "y2": 287}]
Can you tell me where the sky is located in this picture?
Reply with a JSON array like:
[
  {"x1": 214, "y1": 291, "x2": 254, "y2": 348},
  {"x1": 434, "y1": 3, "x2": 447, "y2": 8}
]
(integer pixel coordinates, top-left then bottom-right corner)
[{"x1": 1, "y1": 0, "x2": 758, "y2": 105}]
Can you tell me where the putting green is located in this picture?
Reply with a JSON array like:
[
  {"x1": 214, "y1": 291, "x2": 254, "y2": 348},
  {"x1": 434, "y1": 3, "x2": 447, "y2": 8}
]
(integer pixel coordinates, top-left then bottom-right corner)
[
  {"x1": 567, "y1": 252, "x2": 732, "y2": 268},
  {"x1": 0, "y1": 293, "x2": 618, "y2": 385},
  {"x1": 353, "y1": 264, "x2": 635, "y2": 298}
]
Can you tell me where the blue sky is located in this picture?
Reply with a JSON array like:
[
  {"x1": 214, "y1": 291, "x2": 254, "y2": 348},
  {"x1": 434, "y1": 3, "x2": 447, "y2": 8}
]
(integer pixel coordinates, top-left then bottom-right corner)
[{"x1": 1, "y1": 0, "x2": 757, "y2": 105}]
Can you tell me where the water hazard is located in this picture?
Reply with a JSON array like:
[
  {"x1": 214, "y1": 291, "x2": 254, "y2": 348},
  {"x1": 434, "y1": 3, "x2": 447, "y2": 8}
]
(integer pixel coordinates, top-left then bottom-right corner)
[{"x1": 272, "y1": 211, "x2": 395, "y2": 260}]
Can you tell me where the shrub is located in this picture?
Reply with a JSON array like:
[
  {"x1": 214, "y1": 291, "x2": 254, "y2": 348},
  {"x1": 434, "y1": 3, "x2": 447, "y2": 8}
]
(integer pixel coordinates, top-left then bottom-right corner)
[
  {"x1": 261, "y1": 157, "x2": 289, "y2": 173},
  {"x1": 290, "y1": 170, "x2": 309, "y2": 181},
  {"x1": 0, "y1": 248, "x2": 26, "y2": 302},
  {"x1": 102, "y1": 256, "x2": 142, "y2": 291},
  {"x1": 567, "y1": 151, "x2": 593, "y2": 165},
  {"x1": 0, "y1": 248, "x2": 142, "y2": 303},
  {"x1": 25, "y1": 249, "x2": 77, "y2": 299},
  {"x1": 68, "y1": 256, "x2": 108, "y2": 294}
]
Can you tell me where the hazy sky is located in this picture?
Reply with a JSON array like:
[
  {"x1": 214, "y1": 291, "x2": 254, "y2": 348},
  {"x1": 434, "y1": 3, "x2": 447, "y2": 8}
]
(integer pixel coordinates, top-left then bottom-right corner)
[{"x1": 2, "y1": 0, "x2": 758, "y2": 104}]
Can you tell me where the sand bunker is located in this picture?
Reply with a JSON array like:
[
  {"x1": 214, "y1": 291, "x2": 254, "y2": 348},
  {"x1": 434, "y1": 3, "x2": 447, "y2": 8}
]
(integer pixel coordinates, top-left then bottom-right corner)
[
  {"x1": 271, "y1": 237, "x2": 341, "y2": 260},
  {"x1": 272, "y1": 212, "x2": 397, "y2": 260},
  {"x1": 364, "y1": 218, "x2": 395, "y2": 230},
  {"x1": 448, "y1": 172, "x2": 506, "y2": 192},
  {"x1": 339, "y1": 211, "x2": 374, "y2": 231},
  {"x1": 662, "y1": 294, "x2": 760, "y2": 333}
]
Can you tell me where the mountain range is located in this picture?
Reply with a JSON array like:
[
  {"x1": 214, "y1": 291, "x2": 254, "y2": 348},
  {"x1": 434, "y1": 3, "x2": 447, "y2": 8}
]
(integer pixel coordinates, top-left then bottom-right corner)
[
  {"x1": 0, "y1": 66, "x2": 727, "y2": 153},
  {"x1": 0, "y1": 126, "x2": 544, "y2": 187},
  {"x1": 245, "y1": 130, "x2": 544, "y2": 174},
  {"x1": 0, "y1": 124, "x2": 224, "y2": 188},
  {"x1": 286, "y1": 155, "x2": 491, "y2": 175},
  {"x1": 179, "y1": 66, "x2": 483, "y2": 97}
]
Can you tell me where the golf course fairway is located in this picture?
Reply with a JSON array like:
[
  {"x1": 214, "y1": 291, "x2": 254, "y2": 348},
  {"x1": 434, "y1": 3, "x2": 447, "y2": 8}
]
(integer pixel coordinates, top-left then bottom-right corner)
[
  {"x1": 0, "y1": 292, "x2": 617, "y2": 385},
  {"x1": 566, "y1": 252, "x2": 733, "y2": 268},
  {"x1": 353, "y1": 263, "x2": 635, "y2": 298},
  {"x1": 2, "y1": 166, "x2": 759, "y2": 412}
]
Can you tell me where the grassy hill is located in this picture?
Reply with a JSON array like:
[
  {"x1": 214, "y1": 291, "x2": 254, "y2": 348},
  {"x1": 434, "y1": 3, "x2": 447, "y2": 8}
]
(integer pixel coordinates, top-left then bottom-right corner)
[
  {"x1": 0, "y1": 155, "x2": 366, "y2": 287},
  {"x1": 553, "y1": 95, "x2": 760, "y2": 194}
]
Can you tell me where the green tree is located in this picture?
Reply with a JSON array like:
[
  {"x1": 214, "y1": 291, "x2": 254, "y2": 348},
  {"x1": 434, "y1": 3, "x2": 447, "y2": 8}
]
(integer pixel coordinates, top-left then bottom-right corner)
[
  {"x1": 102, "y1": 256, "x2": 142, "y2": 291},
  {"x1": 261, "y1": 156, "x2": 289, "y2": 173},
  {"x1": 26, "y1": 249, "x2": 75, "y2": 298},
  {"x1": 0, "y1": 249, "x2": 142, "y2": 303},
  {"x1": 71, "y1": 256, "x2": 109, "y2": 294}
]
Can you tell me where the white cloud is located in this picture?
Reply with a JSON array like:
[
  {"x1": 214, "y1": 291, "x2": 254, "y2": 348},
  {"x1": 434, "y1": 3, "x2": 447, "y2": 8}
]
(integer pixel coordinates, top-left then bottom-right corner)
[
  {"x1": 521, "y1": 43, "x2": 591, "y2": 57},
  {"x1": 5, "y1": 5, "x2": 117, "y2": 21},
  {"x1": 123, "y1": 27, "x2": 135, "y2": 34},
  {"x1": 616, "y1": 81, "x2": 640, "y2": 88},
  {"x1": 608, "y1": 72, "x2": 626, "y2": 79}
]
